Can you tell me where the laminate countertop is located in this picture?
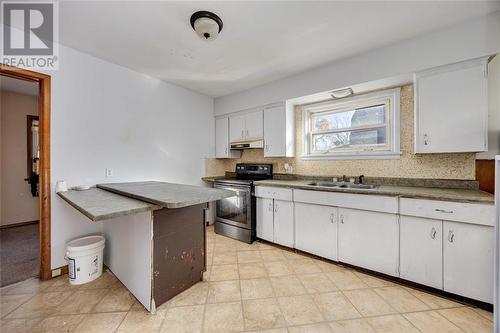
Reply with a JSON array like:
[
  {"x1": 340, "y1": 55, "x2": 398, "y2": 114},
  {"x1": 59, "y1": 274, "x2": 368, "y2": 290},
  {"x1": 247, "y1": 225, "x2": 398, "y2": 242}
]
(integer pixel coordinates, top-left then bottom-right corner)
[
  {"x1": 252, "y1": 179, "x2": 494, "y2": 204},
  {"x1": 58, "y1": 188, "x2": 159, "y2": 221},
  {"x1": 97, "y1": 181, "x2": 234, "y2": 208}
]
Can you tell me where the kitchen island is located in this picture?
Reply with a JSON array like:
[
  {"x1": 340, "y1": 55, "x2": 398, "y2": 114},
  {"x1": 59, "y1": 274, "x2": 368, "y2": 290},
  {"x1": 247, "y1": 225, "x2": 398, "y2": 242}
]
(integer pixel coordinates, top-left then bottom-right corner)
[{"x1": 58, "y1": 181, "x2": 233, "y2": 312}]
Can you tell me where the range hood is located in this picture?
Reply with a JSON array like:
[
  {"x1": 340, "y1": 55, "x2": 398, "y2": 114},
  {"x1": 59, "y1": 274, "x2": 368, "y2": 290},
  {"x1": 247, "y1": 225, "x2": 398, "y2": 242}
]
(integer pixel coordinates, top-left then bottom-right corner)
[{"x1": 230, "y1": 140, "x2": 264, "y2": 150}]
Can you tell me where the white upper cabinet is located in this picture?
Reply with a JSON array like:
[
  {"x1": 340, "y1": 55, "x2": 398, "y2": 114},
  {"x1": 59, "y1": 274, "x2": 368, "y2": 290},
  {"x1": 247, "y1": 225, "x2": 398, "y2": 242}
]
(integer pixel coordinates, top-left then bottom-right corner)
[
  {"x1": 414, "y1": 57, "x2": 489, "y2": 153},
  {"x1": 229, "y1": 110, "x2": 263, "y2": 143},
  {"x1": 229, "y1": 114, "x2": 246, "y2": 143},
  {"x1": 215, "y1": 117, "x2": 241, "y2": 159},
  {"x1": 263, "y1": 104, "x2": 295, "y2": 157},
  {"x1": 245, "y1": 110, "x2": 264, "y2": 141}
]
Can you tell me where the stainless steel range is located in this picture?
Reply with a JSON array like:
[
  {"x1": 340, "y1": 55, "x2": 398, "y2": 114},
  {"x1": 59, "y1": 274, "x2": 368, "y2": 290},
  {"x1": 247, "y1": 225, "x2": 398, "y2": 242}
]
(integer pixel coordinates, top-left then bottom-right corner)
[{"x1": 214, "y1": 163, "x2": 273, "y2": 243}]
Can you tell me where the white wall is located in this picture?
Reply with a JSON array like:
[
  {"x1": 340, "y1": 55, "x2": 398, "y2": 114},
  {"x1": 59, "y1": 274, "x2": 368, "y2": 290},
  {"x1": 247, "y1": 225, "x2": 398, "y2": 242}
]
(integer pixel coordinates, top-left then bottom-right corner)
[
  {"x1": 215, "y1": 11, "x2": 500, "y2": 116},
  {"x1": 45, "y1": 44, "x2": 214, "y2": 268},
  {"x1": 0, "y1": 91, "x2": 40, "y2": 226}
]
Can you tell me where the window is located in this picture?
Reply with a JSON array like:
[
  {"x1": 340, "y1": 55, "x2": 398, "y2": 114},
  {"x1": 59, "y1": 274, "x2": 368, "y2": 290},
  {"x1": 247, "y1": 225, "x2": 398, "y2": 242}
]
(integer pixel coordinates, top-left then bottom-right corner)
[{"x1": 302, "y1": 88, "x2": 400, "y2": 160}]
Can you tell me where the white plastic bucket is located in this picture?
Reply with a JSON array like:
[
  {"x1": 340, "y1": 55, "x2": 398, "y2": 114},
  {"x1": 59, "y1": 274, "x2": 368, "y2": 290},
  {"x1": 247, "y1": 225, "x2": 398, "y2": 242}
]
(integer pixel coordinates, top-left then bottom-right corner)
[{"x1": 65, "y1": 235, "x2": 105, "y2": 285}]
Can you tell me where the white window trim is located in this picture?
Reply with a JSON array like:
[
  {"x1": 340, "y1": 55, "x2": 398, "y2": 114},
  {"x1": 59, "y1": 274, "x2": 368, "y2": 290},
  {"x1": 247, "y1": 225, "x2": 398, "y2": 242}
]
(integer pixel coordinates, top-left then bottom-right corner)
[{"x1": 302, "y1": 88, "x2": 401, "y2": 160}]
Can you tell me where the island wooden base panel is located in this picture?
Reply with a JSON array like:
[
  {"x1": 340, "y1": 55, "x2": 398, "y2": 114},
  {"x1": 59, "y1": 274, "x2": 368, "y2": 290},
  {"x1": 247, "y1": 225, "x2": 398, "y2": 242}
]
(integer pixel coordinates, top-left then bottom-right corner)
[{"x1": 152, "y1": 204, "x2": 206, "y2": 307}]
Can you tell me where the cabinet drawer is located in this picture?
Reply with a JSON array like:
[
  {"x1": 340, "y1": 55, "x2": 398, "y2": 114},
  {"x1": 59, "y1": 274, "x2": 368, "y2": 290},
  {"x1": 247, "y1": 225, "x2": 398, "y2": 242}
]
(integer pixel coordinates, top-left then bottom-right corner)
[
  {"x1": 254, "y1": 186, "x2": 293, "y2": 201},
  {"x1": 293, "y1": 189, "x2": 398, "y2": 214},
  {"x1": 400, "y1": 198, "x2": 494, "y2": 226}
]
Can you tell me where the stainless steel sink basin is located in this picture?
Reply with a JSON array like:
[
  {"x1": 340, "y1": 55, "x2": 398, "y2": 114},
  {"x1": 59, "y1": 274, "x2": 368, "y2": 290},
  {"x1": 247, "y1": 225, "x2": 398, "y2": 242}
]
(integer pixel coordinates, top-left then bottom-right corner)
[
  {"x1": 306, "y1": 181, "x2": 378, "y2": 190},
  {"x1": 306, "y1": 181, "x2": 339, "y2": 187},
  {"x1": 337, "y1": 183, "x2": 378, "y2": 189}
]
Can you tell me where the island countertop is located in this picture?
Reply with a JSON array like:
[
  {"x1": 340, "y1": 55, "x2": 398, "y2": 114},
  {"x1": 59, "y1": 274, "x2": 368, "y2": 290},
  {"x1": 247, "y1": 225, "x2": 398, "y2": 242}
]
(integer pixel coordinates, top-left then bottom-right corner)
[
  {"x1": 58, "y1": 188, "x2": 160, "y2": 221},
  {"x1": 97, "y1": 181, "x2": 234, "y2": 208}
]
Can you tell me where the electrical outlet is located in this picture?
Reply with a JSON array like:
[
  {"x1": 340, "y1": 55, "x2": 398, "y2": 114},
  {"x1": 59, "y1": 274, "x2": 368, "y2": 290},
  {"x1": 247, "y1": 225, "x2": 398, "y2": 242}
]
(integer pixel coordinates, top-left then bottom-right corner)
[
  {"x1": 283, "y1": 163, "x2": 293, "y2": 173},
  {"x1": 105, "y1": 168, "x2": 113, "y2": 177}
]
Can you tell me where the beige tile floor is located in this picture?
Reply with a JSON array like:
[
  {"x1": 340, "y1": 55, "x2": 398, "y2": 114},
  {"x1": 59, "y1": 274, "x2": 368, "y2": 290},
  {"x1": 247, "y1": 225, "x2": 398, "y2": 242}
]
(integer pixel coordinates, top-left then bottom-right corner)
[{"x1": 0, "y1": 225, "x2": 494, "y2": 333}]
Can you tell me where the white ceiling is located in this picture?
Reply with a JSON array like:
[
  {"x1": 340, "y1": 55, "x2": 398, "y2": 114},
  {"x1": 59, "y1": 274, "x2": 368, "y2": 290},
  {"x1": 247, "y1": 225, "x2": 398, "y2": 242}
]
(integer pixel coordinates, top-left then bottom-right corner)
[
  {"x1": 59, "y1": 1, "x2": 500, "y2": 97},
  {"x1": 0, "y1": 76, "x2": 39, "y2": 96}
]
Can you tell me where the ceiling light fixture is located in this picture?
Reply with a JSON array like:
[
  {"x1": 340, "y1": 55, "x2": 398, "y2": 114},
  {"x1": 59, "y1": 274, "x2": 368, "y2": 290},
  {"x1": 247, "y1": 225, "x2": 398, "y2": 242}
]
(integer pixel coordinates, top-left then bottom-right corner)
[
  {"x1": 330, "y1": 87, "x2": 354, "y2": 99},
  {"x1": 190, "y1": 11, "x2": 223, "y2": 41}
]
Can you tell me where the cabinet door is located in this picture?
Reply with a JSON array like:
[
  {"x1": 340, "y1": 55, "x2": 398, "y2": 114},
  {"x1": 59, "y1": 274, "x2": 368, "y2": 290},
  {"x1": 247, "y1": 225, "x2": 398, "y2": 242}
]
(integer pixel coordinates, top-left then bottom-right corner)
[
  {"x1": 229, "y1": 114, "x2": 245, "y2": 143},
  {"x1": 338, "y1": 208, "x2": 399, "y2": 276},
  {"x1": 264, "y1": 105, "x2": 286, "y2": 157},
  {"x1": 400, "y1": 216, "x2": 442, "y2": 289},
  {"x1": 256, "y1": 198, "x2": 274, "y2": 242},
  {"x1": 215, "y1": 118, "x2": 229, "y2": 158},
  {"x1": 273, "y1": 200, "x2": 294, "y2": 248},
  {"x1": 245, "y1": 110, "x2": 263, "y2": 141},
  {"x1": 443, "y1": 221, "x2": 494, "y2": 303},
  {"x1": 295, "y1": 203, "x2": 337, "y2": 261},
  {"x1": 415, "y1": 58, "x2": 488, "y2": 153}
]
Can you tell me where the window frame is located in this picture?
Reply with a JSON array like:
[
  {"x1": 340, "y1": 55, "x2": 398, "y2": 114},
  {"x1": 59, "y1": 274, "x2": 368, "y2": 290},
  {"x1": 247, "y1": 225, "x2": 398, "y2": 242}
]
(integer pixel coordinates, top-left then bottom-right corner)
[{"x1": 302, "y1": 88, "x2": 401, "y2": 160}]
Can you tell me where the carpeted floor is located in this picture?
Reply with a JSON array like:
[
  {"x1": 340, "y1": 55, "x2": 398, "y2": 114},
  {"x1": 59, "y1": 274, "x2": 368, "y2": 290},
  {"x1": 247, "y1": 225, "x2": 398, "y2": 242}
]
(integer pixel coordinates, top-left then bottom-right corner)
[{"x1": 0, "y1": 223, "x2": 39, "y2": 287}]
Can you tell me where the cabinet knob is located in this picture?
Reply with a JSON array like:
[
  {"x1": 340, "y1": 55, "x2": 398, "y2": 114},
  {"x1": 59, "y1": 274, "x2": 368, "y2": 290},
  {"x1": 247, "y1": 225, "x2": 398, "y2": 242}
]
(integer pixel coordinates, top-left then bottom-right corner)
[
  {"x1": 340, "y1": 215, "x2": 344, "y2": 224},
  {"x1": 430, "y1": 227, "x2": 437, "y2": 239},
  {"x1": 265, "y1": 144, "x2": 269, "y2": 152},
  {"x1": 423, "y1": 134, "x2": 429, "y2": 146},
  {"x1": 241, "y1": 130, "x2": 245, "y2": 138},
  {"x1": 225, "y1": 148, "x2": 228, "y2": 154},
  {"x1": 330, "y1": 213, "x2": 335, "y2": 224},
  {"x1": 268, "y1": 202, "x2": 273, "y2": 212},
  {"x1": 274, "y1": 203, "x2": 278, "y2": 213},
  {"x1": 448, "y1": 230, "x2": 455, "y2": 243},
  {"x1": 435, "y1": 208, "x2": 453, "y2": 214},
  {"x1": 246, "y1": 129, "x2": 249, "y2": 137}
]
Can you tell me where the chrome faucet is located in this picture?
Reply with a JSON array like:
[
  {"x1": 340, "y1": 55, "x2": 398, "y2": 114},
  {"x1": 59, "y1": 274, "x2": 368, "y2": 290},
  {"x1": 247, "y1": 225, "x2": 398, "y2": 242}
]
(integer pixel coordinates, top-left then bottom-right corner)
[{"x1": 359, "y1": 175, "x2": 365, "y2": 184}]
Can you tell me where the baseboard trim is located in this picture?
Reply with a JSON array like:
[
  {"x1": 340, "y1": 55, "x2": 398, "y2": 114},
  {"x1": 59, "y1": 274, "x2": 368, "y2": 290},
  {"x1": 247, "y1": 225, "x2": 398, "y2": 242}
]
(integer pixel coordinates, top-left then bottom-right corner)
[
  {"x1": 0, "y1": 220, "x2": 39, "y2": 230},
  {"x1": 51, "y1": 265, "x2": 68, "y2": 278}
]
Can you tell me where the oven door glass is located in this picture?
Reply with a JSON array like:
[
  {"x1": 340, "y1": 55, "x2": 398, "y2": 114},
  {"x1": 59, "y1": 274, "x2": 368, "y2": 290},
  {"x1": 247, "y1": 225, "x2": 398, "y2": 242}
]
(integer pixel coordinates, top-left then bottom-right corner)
[{"x1": 215, "y1": 185, "x2": 251, "y2": 229}]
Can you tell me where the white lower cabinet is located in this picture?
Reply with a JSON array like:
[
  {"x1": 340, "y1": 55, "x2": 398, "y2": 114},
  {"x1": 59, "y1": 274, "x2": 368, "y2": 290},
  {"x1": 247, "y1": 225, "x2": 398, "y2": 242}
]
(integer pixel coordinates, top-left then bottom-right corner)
[
  {"x1": 400, "y1": 216, "x2": 443, "y2": 289},
  {"x1": 255, "y1": 187, "x2": 494, "y2": 304},
  {"x1": 338, "y1": 208, "x2": 399, "y2": 276},
  {"x1": 256, "y1": 196, "x2": 294, "y2": 247},
  {"x1": 295, "y1": 202, "x2": 338, "y2": 261},
  {"x1": 256, "y1": 198, "x2": 274, "y2": 242},
  {"x1": 443, "y1": 220, "x2": 494, "y2": 303},
  {"x1": 273, "y1": 200, "x2": 294, "y2": 247}
]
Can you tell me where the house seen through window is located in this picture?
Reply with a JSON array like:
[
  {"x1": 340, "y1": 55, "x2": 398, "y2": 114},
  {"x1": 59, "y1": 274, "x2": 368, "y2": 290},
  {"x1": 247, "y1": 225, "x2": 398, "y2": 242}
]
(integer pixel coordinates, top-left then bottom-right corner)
[{"x1": 302, "y1": 88, "x2": 400, "y2": 159}]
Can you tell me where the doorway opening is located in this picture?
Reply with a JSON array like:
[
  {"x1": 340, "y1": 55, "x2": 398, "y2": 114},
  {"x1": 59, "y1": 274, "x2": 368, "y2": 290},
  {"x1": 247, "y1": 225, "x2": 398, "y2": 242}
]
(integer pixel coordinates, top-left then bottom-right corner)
[{"x1": 0, "y1": 66, "x2": 51, "y2": 284}]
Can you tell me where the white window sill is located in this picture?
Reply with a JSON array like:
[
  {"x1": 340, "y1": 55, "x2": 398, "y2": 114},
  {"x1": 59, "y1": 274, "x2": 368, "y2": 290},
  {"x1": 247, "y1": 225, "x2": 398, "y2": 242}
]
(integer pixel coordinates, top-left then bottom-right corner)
[{"x1": 301, "y1": 152, "x2": 401, "y2": 160}]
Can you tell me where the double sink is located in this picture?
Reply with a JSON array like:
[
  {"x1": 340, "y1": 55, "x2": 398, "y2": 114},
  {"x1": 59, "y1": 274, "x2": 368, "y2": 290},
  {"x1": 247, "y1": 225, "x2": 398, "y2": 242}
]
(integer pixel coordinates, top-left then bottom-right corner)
[{"x1": 306, "y1": 181, "x2": 378, "y2": 190}]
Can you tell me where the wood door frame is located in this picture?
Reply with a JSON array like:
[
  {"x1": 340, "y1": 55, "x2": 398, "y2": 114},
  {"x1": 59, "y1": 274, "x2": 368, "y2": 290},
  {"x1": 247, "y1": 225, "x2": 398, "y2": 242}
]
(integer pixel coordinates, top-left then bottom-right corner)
[
  {"x1": 1, "y1": 65, "x2": 52, "y2": 280},
  {"x1": 26, "y1": 115, "x2": 39, "y2": 178}
]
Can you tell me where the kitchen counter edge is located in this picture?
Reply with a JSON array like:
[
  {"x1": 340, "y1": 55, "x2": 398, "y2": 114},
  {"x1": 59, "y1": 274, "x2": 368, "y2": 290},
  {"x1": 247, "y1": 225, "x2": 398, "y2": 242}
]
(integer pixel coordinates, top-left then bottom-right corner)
[
  {"x1": 252, "y1": 180, "x2": 494, "y2": 204},
  {"x1": 57, "y1": 188, "x2": 160, "y2": 222}
]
